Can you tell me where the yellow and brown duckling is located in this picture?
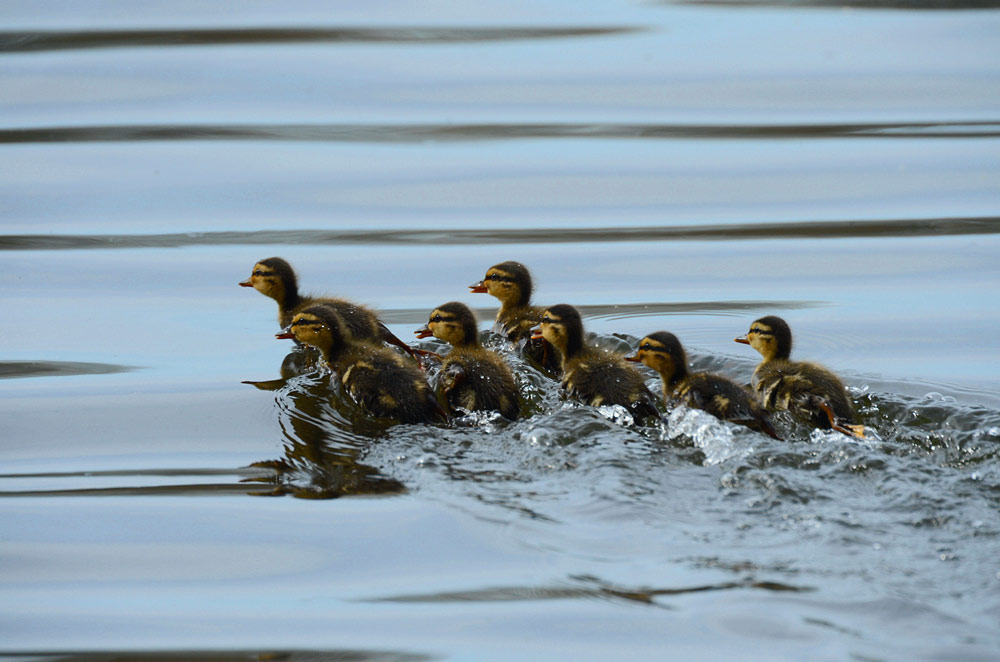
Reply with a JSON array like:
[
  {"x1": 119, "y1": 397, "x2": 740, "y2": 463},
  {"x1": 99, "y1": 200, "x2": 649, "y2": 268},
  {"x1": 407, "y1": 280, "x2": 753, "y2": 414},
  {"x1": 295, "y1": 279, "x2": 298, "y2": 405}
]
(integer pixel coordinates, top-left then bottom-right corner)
[
  {"x1": 277, "y1": 304, "x2": 442, "y2": 424},
  {"x1": 240, "y1": 257, "x2": 417, "y2": 359},
  {"x1": 469, "y1": 260, "x2": 544, "y2": 342},
  {"x1": 414, "y1": 302, "x2": 521, "y2": 420},
  {"x1": 735, "y1": 315, "x2": 863, "y2": 438},
  {"x1": 627, "y1": 332, "x2": 781, "y2": 439},
  {"x1": 532, "y1": 304, "x2": 659, "y2": 421},
  {"x1": 469, "y1": 260, "x2": 560, "y2": 374}
]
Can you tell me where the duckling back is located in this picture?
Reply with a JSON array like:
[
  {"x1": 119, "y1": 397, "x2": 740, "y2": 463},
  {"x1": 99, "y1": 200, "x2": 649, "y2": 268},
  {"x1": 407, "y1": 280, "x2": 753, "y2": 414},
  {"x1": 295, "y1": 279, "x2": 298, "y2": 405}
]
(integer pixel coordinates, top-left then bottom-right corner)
[
  {"x1": 680, "y1": 373, "x2": 780, "y2": 439},
  {"x1": 753, "y1": 359, "x2": 856, "y2": 430},
  {"x1": 335, "y1": 343, "x2": 440, "y2": 424},
  {"x1": 440, "y1": 347, "x2": 521, "y2": 420},
  {"x1": 312, "y1": 299, "x2": 381, "y2": 342},
  {"x1": 563, "y1": 350, "x2": 658, "y2": 420}
]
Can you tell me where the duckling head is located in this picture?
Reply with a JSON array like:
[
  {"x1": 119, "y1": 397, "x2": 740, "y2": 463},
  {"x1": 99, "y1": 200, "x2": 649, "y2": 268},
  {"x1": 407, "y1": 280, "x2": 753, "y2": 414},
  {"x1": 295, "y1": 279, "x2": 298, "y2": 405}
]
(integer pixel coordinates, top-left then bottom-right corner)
[
  {"x1": 414, "y1": 301, "x2": 480, "y2": 347},
  {"x1": 469, "y1": 261, "x2": 533, "y2": 308},
  {"x1": 239, "y1": 257, "x2": 299, "y2": 306},
  {"x1": 627, "y1": 331, "x2": 688, "y2": 386},
  {"x1": 735, "y1": 315, "x2": 792, "y2": 362},
  {"x1": 277, "y1": 304, "x2": 349, "y2": 360},
  {"x1": 531, "y1": 303, "x2": 583, "y2": 359}
]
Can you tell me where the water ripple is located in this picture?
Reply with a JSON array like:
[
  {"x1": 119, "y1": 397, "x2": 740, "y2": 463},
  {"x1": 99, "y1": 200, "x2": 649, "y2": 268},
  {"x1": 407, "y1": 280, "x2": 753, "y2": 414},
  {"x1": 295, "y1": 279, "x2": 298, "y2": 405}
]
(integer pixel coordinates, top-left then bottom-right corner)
[
  {"x1": 0, "y1": 360, "x2": 137, "y2": 379},
  {"x1": 3, "y1": 122, "x2": 998, "y2": 144},
  {"x1": 2, "y1": 217, "x2": 997, "y2": 252},
  {"x1": 0, "y1": 26, "x2": 638, "y2": 53},
  {"x1": 673, "y1": 0, "x2": 1000, "y2": 9}
]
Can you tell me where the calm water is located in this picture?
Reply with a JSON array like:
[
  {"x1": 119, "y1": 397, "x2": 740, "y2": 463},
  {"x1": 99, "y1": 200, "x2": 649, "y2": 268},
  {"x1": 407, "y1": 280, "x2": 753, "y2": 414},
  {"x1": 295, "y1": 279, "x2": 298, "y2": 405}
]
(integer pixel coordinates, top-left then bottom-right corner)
[{"x1": 2, "y1": 1, "x2": 1000, "y2": 660}]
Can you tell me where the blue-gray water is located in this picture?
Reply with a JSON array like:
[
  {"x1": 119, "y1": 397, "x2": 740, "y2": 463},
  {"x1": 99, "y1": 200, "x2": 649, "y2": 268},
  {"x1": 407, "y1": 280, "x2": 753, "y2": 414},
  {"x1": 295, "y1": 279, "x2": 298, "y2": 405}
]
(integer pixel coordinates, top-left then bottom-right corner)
[{"x1": 2, "y1": 1, "x2": 1000, "y2": 660}]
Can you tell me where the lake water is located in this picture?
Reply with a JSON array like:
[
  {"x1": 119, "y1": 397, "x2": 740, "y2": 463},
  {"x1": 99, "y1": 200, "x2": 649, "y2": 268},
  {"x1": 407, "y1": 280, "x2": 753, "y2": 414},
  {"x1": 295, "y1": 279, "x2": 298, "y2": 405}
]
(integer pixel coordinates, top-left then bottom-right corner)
[{"x1": 2, "y1": 1, "x2": 1000, "y2": 660}]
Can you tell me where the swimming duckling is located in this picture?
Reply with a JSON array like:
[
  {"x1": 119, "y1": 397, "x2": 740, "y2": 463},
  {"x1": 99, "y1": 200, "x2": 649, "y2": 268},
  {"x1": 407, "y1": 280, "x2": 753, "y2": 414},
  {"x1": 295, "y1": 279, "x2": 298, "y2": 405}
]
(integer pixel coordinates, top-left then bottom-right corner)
[
  {"x1": 469, "y1": 260, "x2": 544, "y2": 342},
  {"x1": 414, "y1": 301, "x2": 520, "y2": 420},
  {"x1": 735, "y1": 316, "x2": 862, "y2": 437},
  {"x1": 277, "y1": 304, "x2": 441, "y2": 424},
  {"x1": 627, "y1": 332, "x2": 781, "y2": 439},
  {"x1": 532, "y1": 304, "x2": 658, "y2": 421},
  {"x1": 240, "y1": 257, "x2": 417, "y2": 358}
]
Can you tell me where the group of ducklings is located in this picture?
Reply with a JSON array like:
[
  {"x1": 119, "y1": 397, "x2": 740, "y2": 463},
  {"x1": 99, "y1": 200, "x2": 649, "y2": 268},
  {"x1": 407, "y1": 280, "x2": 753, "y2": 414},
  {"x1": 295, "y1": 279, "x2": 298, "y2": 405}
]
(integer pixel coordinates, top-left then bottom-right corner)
[{"x1": 241, "y1": 257, "x2": 863, "y2": 438}]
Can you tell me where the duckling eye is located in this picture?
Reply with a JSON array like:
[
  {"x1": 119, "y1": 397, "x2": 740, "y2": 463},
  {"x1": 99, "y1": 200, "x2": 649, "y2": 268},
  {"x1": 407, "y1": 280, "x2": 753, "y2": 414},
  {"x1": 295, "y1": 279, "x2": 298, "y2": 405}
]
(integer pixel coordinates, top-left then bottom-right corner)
[
  {"x1": 640, "y1": 343, "x2": 650, "y2": 351},
  {"x1": 432, "y1": 314, "x2": 443, "y2": 322},
  {"x1": 253, "y1": 269, "x2": 263, "y2": 276}
]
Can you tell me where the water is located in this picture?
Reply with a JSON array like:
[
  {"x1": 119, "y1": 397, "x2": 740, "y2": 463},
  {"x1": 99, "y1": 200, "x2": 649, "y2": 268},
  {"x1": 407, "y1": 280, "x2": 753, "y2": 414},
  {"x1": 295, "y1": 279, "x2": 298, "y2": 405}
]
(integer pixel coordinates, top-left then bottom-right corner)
[{"x1": 2, "y1": 1, "x2": 1000, "y2": 659}]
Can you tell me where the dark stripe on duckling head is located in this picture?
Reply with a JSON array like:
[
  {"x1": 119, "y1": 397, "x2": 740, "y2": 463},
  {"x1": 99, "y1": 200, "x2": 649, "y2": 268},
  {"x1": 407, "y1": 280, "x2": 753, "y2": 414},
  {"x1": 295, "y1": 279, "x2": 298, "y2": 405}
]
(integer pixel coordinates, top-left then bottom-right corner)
[
  {"x1": 257, "y1": 256, "x2": 300, "y2": 309},
  {"x1": 487, "y1": 260, "x2": 533, "y2": 307},
  {"x1": 751, "y1": 315, "x2": 792, "y2": 361},
  {"x1": 430, "y1": 301, "x2": 480, "y2": 346}
]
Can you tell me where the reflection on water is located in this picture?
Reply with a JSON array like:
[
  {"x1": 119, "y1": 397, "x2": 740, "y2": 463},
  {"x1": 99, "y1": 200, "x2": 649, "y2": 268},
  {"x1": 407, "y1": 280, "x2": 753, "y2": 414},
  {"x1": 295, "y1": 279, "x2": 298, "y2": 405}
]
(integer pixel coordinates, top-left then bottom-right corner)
[{"x1": 243, "y1": 360, "x2": 407, "y2": 499}]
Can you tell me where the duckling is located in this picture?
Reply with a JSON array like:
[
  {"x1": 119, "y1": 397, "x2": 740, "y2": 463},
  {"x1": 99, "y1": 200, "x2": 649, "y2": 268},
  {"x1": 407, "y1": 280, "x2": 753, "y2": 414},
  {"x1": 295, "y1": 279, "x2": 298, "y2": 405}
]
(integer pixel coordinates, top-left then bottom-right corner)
[
  {"x1": 469, "y1": 260, "x2": 544, "y2": 342},
  {"x1": 735, "y1": 316, "x2": 863, "y2": 437},
  {"x1": 277, "y1": 304, "x2": 442, "y2": 424},
  {"x1": 240, "y1": 257, "x2": 418, "y2": 359},
  {"x1": 469, "y1": 260, "x2": 561, "y2": 374},
  {"x1": 414, "y1": 302, "x2": 520, "y2": 420},
  {"x1": 532, "y1": 304, "x2": 658, "y2": 421},
  {"x1": 627, "y1": 332, "x2": 781, "y2": 439}
]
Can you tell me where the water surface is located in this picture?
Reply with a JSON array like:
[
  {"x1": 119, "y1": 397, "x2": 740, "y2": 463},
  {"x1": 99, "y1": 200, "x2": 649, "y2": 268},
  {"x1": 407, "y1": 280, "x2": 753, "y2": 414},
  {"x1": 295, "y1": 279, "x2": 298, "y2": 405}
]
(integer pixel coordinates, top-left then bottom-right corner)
[{"x1": 2, "y1": 1, "x2": 999, "y2": 660}]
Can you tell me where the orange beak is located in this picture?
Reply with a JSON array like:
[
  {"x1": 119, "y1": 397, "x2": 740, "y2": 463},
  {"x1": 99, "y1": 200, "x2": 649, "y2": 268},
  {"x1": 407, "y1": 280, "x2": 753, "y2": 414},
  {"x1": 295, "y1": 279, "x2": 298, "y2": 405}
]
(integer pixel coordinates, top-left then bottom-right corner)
[
  {"x1": 734, "y1": 335, "x2": 750, "y2": 345},
  {"x1": 414, "y1": 325, "x2": 433, "y2": 339},
  {"x1": 468, "y1": 280, "x2": 487, "y2": 294},
  {"x1": 624, "y1": 355, "x2": 640, "y2": 363},
  {"x1": 530, "y1": 326, "x2": 543, "y2": 341},
  {"x1": 239, "y1": 279, "x2": 253, "y2": 287},
  {"x1": 275, "y1": 330, "x2": 295, "y2": 340}
]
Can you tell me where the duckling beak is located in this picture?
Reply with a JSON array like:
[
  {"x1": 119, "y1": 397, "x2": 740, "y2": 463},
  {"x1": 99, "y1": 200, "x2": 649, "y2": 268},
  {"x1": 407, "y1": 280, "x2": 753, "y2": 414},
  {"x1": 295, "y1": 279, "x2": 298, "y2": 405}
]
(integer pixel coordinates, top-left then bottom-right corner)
[
  {"x1": 734, "y1": 335, "x2": 750, "y2": 345},
  {"x1": 275, "y1": 330, "x2": 296, "y2": 340},
  {"x1": 624, "y1": 354, "x2": 640, "y2": 363},
  {"x1": 530, "y1": 326, "x2": 543, "y2": 340},
  {"x1": 414, "y1": 325, "x2": 433, "y2": 339},
  {"x1": 239, "y1": 278, "x2": 253, "y2": 287},
  {"x1": 468, "y1": 280, "x2": 487, "y2": 294}
]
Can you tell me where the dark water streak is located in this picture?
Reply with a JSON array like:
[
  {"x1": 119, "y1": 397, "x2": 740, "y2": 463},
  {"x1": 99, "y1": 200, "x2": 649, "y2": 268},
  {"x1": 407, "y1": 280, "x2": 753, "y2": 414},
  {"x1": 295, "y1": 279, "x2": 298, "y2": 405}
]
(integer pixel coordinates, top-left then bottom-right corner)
[
  {"x1": 364, "y1": 576, "x2": 812, "y2": 605},
  {"x1": 0, "y1": 651, "x2": 433, "y2": 662},
  {"x1": 673, "y1": 0, "x2": 1000, "y2": 9},
  {"x1": 0, "y1": 26, "x2": 638, "y2": 53},
  {"x1": 2, "y1": 217, "x2": 997, "y2": 251},
  {"x1": 0, "y1": 360, "x2": 137, "y2": 379},
  {"x1": 4, "y1": 122, "x2": 999, "y2": 144}
]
